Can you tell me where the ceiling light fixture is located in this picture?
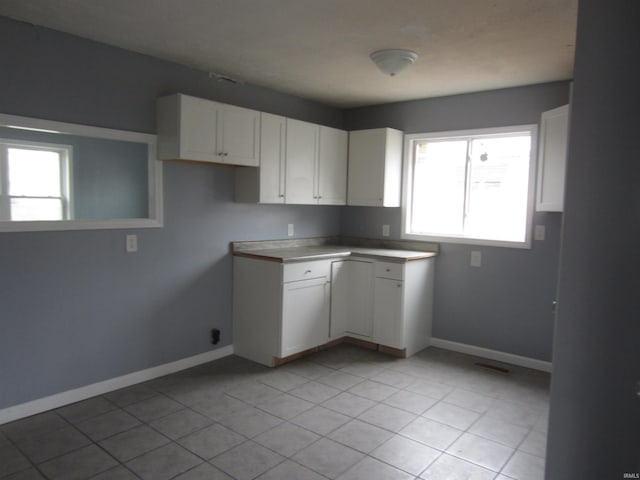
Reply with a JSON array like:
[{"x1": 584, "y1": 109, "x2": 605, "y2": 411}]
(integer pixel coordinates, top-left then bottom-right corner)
[{"x1": 370, "y1": 49, "x2": 418, "y2": 76}]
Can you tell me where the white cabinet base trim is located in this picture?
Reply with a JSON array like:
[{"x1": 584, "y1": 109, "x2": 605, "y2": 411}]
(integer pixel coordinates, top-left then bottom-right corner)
[
  {"x1": 430, "y1": 338, "x2": 552, "y2": 373},
  {"x1": 0, "y1": 345, "x2": 234, "y2": 425}
]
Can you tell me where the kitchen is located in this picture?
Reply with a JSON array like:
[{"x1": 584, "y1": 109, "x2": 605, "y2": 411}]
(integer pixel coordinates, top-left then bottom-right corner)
[{"x1": 0, "y1": 1, "x2": 638, "y2": 479}]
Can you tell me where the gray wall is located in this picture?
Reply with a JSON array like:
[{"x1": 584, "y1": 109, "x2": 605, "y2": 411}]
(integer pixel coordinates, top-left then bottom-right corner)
[
  {"x1": 546, "y1": 0, "x2": 640, "y2": 476},
  {"x1": 343, "y1": 82, "x2": 570, "y2": 361},
  {"x1": 0, "y1": 13, "x2": 572, "y2": 411},
  {"x1": 0, "y1": 17, "x2": 342, "y2": 410}
]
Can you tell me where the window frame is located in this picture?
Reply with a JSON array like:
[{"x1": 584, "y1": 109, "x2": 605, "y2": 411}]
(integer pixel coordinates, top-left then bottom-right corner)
[
  {"x1": 0, "y1": 113, "x2": 163, "y2": 232},
  {"x1": 401, "y1": 125, "x2": 538, "y2": 249},
  {"x1": 0, "y1": 139, "x2": 73, "y2": 222}
]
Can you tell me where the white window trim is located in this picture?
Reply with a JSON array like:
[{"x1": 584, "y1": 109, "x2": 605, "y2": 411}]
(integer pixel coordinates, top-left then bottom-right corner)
[
  {"x1": 401, "y1": 125, "x2": 538, "y2": 249},
  {"x1": 0, "y1": 113, "x2": 163, "y2": 232},
  {"x1": 0, "y1": 139, "x2": 74, "y2": 221}
]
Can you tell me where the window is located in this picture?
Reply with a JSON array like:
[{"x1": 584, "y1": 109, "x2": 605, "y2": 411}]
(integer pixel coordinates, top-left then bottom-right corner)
[
  {"x1": 403, "y1": 125, "x2": 537, "y2": 248},
  {"x1": 0, "y1": 140, "x2": 72, "y2": 221}
]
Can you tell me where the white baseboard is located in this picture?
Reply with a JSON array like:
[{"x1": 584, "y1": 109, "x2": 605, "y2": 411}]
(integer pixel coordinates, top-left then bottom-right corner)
[
  {"x1": 0, "y1": 345, "x2": 234, "y2": 425},
  {"x1": 430, "y1": 338, "x2": 552, "y2": 373}
]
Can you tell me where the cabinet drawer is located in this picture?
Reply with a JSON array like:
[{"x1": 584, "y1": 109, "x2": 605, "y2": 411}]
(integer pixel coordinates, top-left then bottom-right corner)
[
  {"x1": 283, "y1": 260, "x2": 331, "y2": 283},
  {"x1": 375, "y1": 261, "x2": 404, "y2": 280}
]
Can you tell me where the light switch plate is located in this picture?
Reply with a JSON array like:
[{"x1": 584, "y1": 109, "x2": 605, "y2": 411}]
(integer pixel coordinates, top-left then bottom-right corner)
[
  {"x1": 126, "y1": 234, "x2": 138, "y2": 253},
  {"x1": 534, "y1": 225, "x2": 546, "y2": 241},
  {"x1": 287, "y1": 224, "x2": 294, "y2": 237},
  {"x1": 382, "y1": 224, "x2": 390, "y2": 237},
  {"x1": 470, "y1": 250, "x2": 482, "y2": 267}
]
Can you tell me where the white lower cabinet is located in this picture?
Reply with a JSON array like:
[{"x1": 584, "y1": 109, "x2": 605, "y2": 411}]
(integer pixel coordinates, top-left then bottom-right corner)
[
  {"x1": 373, "y1": 277, "x2": 404, "y2": 349},
  {"x1": 233, "y1": 254, "x2": 434, "y2": 367},
  {"x1": 332, "y1": 257, "x2": 435, "y2": 356},
  {"x1": 372, "y1": 260, "x2": 435, "y2": 356},
  {"x1": 330, "y1": 260, "x2": 374, "y2": 339},
  {"x1": 282, "y1": 276, "x2": 330, "y2": 357},
  {"x1": 233, "y1": 256, "x2": 331, "y2": 366}
]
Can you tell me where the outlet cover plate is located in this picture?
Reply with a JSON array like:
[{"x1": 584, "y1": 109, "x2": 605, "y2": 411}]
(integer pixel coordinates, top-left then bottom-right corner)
[
  {"x1": 126, "y1": 234, "x2": 138, "y2": 253},
  {"x1": 470, "y1": 250, "x2": 482, "y2": 267}
]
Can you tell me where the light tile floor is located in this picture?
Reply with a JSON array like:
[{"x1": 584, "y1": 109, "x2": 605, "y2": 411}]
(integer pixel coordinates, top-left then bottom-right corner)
[{"x1": 0, "y1": 345, "x2": 550, "y2": 480}]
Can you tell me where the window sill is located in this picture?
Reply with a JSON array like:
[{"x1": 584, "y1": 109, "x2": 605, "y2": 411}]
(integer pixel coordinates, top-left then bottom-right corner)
[
  {"x1": 0, "y1": 218, "x2": 163, "y2": 233},
  {"x1": 401, "y1": 232, "x2": 531, "y2": 249}
]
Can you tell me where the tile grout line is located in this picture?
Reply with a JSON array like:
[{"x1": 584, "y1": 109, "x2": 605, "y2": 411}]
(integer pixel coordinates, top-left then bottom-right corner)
[{"x1": 1, "y1": 345, "x2": 549, "y2": 480}]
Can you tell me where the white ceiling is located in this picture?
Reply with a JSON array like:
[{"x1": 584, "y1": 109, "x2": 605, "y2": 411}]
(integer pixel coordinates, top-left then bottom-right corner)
[{"x1": 0, "y1": 0, "x2": 578, "y2": 108}]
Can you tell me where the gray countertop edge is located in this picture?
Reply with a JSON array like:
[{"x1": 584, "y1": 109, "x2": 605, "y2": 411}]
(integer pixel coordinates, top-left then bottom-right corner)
[
  {"x1": 231, "y1": 236, "x2": 439, "y2": 253},
  {"x1": 231, "y1": 237, "x2": 439, "y2": 263}
]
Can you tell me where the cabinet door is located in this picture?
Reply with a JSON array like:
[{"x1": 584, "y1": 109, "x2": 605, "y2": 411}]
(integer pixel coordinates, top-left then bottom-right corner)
[
  {"x1": 330, "y1": 262, "x2": 348, "y2": 338},
  {"x1": 348, "y1": 129, "x2": 387, "y2": 206},
  {"x1": 536, "y1": 104, "x2": 569, "y2": 212},
  {"x1": 331, "y1": 260, "x2": 374, "y2": 339},
  {"x1": 345, "y1": 261, "x2": 374, "y2": 337},
  {"x1": 219, "y1": 104, "x2": 260, "y2": 166},
  {"x1": 281, "y1": 277, "x2": 330, "y2": 357},
  {"x1": 347, "y1": 128, "x2": 402, "y2": 207},
  {"x1": 373, "y1": 277, "x2": 404, "y2": 349},
  {"x1": 317, "y1": 126, "x2": 348, "y2": 205},
  {"x1": 285, "y1": 119, "x2": 318, "y2": 204},
  {"x1": 180, "y1": 95, "x2": 219, "y2": 162},
  {"x1": 259, "y1": 113, "x2": 286, "y2": 203}
]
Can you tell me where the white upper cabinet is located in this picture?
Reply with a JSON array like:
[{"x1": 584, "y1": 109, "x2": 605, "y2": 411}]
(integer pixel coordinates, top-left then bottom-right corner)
[
  {"x1": 235, "y1": 113, "x2": 286, "y2": 203},
  {"x1": 347, "y1": 128, "x2": 403, "y2": 207},
  {"x1": 285, "y1": 118, "x2": 318, "y2": 204},
  {"x1": 259, "y1": 113, "x2": 287, "y2": 203},
  {"x1": 317, "y1": 126, "x2": 348, "y2": 205},
  {"x1": 284, "y1": 120, "x2": 348, "y2": 205},
  {"x1": 236, "y1": 116, "x2": 347, "y2": 205},
  {"x1": 157, "y1": 93, "x2": 260, "y2": 167},
  {"x1": 537, "y1": 104, "x2": 569, "y2": 212},
  {"x1": 218, "y1": 103, "x2": 260, "y2": 166}
]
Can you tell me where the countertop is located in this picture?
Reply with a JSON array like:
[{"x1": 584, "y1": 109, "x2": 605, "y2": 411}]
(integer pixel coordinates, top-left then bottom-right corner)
[{"x1": 231, "y1": 239, "x2": 438, "y2": 263}]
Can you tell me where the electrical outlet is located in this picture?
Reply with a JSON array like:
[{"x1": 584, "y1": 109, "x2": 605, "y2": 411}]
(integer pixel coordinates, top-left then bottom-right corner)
[
  {"x1": 534, "y1": 225, "x2": 546, "y2": 241},
  {"x1": 287, "y1": 223, "x2": 294, "y2": 236},
  {"x1": 382, "y1": 224, "x2": 390, "y2": 237},
  {"x1": 211, "y1": 328, "x2": 220, "y2": 345},
  {"x1": 126, "y1": 234, "x2": 138, "y2": 253},
  {"x1": 470, "y1": 250, "x2": 482, "y2": 267}
]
